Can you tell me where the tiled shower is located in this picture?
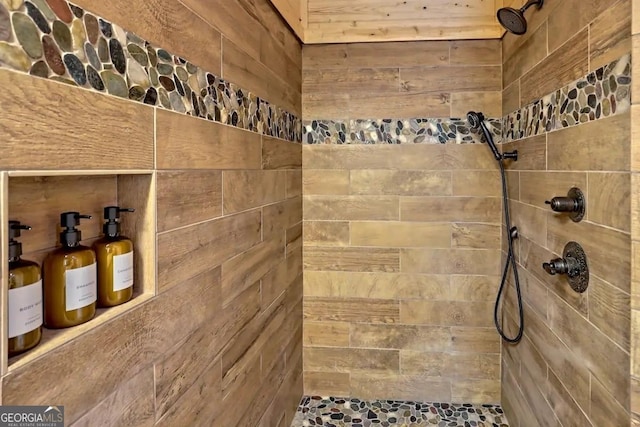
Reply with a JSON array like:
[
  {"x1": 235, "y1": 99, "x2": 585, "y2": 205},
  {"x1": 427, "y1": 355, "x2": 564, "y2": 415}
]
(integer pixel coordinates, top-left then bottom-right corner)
[
  {"x1": 298, "y1": 0, "x2": 633, "y2": 425},
  {"x1": 0, "y1": 0, "x2": 636, "y2": 426}
]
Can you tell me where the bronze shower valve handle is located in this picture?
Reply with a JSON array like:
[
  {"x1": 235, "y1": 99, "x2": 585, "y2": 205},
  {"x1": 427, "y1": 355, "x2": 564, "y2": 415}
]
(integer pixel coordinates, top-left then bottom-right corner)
[{"x1": 542, "y1": 242, "x2": 589, "y2": 293}]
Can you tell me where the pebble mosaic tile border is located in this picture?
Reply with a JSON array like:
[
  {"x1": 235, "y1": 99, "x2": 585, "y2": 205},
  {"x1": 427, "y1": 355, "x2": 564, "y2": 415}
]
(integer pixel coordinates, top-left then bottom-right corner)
[
  {"x1": 303, "y1": 118, "x2": 502, "y2": 145},
  {"x1": 303, "y1": 54, "x2": 630, "y2": 145},
  {"x1": 291, "y1": 396, "x2": 509, "y2": 427},
  {"x1": 502, "y1": 53, "x2": 631, "y2": 142},
  {"x1": 0, "y1": 0, "x2": 302, "y2": 142}
]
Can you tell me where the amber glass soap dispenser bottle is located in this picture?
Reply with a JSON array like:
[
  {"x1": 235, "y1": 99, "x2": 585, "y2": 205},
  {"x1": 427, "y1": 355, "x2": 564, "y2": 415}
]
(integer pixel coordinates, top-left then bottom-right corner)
[
  {"x1": 43, "y1": 212, "x2": 97, "y2": 328},
  {"x1": 8, "y1": 221, "x2": 43, "y2": 357},
  {"x1": 93, "y1": 206, "x2": 135, "y2": 307}
]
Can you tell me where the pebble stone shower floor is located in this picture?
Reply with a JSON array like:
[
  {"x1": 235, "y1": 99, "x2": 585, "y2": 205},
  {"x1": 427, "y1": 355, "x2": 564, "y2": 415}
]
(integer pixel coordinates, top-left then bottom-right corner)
[{"x1": 291, "y1": 396, "x2": 509, "y2": 427}]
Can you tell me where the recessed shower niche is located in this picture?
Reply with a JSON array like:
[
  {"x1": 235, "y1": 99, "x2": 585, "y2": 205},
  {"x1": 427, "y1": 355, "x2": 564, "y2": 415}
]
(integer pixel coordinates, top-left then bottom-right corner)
[{"x1": 1, "y1": 171, "x2": 156, "y2": 373}]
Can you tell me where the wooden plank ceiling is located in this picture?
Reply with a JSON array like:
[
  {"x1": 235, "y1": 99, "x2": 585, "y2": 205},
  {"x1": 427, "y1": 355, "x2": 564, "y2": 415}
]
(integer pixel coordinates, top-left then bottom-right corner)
[{"x1": 270, "y1": 0, "x2": 508, "y2": 43}]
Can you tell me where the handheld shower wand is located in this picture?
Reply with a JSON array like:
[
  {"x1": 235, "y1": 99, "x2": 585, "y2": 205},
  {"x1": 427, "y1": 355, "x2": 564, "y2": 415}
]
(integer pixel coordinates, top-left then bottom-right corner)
[
  {"x1": 467, "y1": 111, "x2": 524, "y2": 344},
  {"x1": 466, "y1": 111, "x2": 501, "y2": 161},
  {"x1": 466, "y1": 111, "x2": 518, "y2": 161}
]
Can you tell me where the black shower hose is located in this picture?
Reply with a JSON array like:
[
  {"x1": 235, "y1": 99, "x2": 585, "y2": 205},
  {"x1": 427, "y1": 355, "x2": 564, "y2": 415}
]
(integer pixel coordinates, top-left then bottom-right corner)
[{"x1": 495, "y1": 160, "x2": 524, "y2": 343}]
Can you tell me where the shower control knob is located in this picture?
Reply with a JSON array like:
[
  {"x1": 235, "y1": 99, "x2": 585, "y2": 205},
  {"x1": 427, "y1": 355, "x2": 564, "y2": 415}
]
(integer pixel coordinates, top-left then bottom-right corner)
[
  {"x1": 543, "y1": 258, "x2": 579, "y2": 277},
  {"x1": 542, "y1": 242, "x2": 589, "y2": 293},
  {"x1": 544, "y1": 187, "x2": 585, "y2": 222},
  {"x1": 545, "y1": 198, "x2": 578, "y2": 212}
]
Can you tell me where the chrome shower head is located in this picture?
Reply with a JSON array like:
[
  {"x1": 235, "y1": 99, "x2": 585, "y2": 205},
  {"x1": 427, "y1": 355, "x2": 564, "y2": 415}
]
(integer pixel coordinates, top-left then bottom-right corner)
[{"x1": 497, "y1": 0, "x2": 544, "y2": 35}]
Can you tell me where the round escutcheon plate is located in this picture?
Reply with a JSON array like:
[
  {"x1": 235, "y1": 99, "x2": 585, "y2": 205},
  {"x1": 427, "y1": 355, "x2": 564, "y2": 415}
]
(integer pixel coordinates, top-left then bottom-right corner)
[{"x1": 563, "y1": 241, "x2": 589, "y2": 293}]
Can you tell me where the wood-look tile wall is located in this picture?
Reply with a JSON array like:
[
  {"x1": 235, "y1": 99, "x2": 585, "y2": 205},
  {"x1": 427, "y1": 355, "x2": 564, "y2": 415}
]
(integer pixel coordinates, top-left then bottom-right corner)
[
  {"x1": 303, "y1": 143, "x2": 503, "y2": 402},
  {"x1": 631, "y1": 1, "x2": 640, "y2": 425},
  {"x1": 0, "y1": 1, "x2": 303, "y2": 425},
  {"x1": 71, "y1": 0, "x2": 302, "y2": 115},
  {"x1": 302, "y1": 40, "x2": 502, "y2": 120},
  {"x1": 503, "y1": 0, "x2": 630, "y2": 114},
  {"x1": 501, "y1": 1, "x2": 632, "y2": 425},
  {"x1": 301, "y1": 39, "x2": 505, "y2": 403}
]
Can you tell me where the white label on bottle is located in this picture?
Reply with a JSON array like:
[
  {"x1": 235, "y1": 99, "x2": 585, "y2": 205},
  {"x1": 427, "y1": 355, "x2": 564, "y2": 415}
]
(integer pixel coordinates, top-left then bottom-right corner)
[
  {"x1": 8, "y1": 280, "x2": 43, "y2": 338},
  {"x1": 113, "y1": 251, "x2": 134, "y2": 292},
  {"x1": 65, "y1": 263, "x2": 97, "y2": 311}
]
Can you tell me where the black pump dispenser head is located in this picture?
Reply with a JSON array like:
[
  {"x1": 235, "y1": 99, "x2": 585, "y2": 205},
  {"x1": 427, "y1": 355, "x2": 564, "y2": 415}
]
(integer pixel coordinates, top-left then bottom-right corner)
[
  {"x1": 8, "y1": 221, "x2": 31, "y2": 260},
  {"x1": 102, "y1": 206, "x2": 135, "y2": 237},
  {"x1": 60, "y1": 212, "x2": 91, "y2": 247}
]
